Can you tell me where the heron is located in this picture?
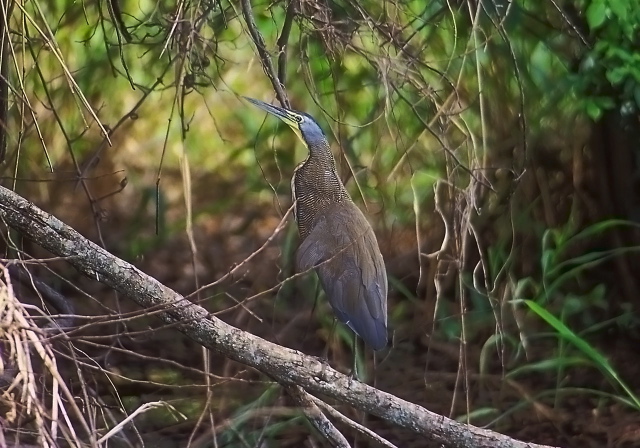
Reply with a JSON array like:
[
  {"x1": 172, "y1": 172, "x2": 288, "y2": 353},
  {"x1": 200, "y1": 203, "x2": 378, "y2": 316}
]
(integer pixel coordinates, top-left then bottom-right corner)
[{"x1": 245, "y1": 97, "x2": 388, "y2": 354}]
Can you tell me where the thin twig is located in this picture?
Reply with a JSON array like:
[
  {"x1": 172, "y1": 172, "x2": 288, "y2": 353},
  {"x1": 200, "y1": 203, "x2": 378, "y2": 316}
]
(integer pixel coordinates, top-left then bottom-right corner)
[
  {"x1": 0, "y1": 0, "x2": 12, "y2": 164},
  {"x1": 239, "y1": 0, "x2": 289, "y2": 107},
  {"x1": 276, "y1": 0, "x2": 296, "y2": 88}
]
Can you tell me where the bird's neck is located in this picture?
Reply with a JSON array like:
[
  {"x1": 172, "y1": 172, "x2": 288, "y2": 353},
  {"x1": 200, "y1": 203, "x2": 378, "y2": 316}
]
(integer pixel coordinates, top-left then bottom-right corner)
[{"x1": 292, "y1": 142, "x2": 349, "y2": 238}]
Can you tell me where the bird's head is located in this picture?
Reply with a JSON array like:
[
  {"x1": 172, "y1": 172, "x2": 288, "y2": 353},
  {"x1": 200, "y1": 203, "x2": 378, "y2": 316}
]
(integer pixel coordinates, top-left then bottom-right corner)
[{"x1": 244, "y1": 97, "x2": 328, "y2": 149}]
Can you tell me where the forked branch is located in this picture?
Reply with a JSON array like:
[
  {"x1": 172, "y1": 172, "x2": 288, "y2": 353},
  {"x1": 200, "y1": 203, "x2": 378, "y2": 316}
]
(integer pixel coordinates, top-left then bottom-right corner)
[{"x1": 0, "y1": 186, "x2": 555, "y2": 448}]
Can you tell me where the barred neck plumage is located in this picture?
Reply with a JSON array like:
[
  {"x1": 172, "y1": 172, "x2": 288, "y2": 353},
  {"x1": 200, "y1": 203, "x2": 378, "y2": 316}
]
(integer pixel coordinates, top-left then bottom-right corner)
[{"x1": 292, "y1": 140, "x2": 349, "y2": 239}]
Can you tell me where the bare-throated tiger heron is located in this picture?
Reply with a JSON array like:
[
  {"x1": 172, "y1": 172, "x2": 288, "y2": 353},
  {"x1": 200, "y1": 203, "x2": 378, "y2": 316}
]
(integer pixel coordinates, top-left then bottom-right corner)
[{"x1": 245, "y1": 97, "x2": 388, "y2": 351}]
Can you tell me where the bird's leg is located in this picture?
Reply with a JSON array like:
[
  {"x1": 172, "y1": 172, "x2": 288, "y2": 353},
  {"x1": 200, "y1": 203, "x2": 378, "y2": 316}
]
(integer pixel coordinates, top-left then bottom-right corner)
[
  {"x1": 303, "y1": 280, "x2": 322, "y2": 346},
  {"x1": 348, "y1": 332, "x2": 358, "y2": 382},
  {"x1": 353, "y1": 332, "x2": 358, "y2": 378},
  {"x1": 322, "y1": 318, "x2": 337, "y2": 361}
]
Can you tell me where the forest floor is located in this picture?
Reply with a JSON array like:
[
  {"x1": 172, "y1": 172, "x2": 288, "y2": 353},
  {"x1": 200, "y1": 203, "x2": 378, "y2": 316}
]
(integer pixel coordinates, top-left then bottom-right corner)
[
  {"x1": 8, "y1": 206, "x2": 640, "y2": 448},
  {"x1": 87, "y1": 220, "x2": 640, "y2": 448}
]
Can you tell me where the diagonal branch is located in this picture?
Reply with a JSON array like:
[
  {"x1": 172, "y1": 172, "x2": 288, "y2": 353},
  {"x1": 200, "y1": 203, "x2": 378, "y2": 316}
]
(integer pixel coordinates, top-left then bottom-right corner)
[
  {"x1": 240, "y1": 0, "x2": 289, "y2": 107},
  {"x1": 276, "y1": 0, "x2": 296, "y2": 88},
  {"x1": 0, "y1": 186, "x2": 556, "y2": 448},
  {"x1": 310, "y1": 395, "x2": 398, "y2": 448},
  {"x1": 286, "y1": 385, "x2": 349, "y2": 447}
]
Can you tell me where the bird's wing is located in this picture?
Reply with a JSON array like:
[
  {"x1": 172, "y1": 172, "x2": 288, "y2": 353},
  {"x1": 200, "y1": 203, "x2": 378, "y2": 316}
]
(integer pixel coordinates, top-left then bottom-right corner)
[
  {"x1": 296, "y1": 214, "x2": 333, "y2": 272},
  {"x1": 317, "y1": 255, "x2": 387, "y2": 350},
  {"x1": 335, "y1": 204, "x2": 387, "y2": 321},
  {"x1": 300, "y1": 203, "x2": 387, "y2": 349}
]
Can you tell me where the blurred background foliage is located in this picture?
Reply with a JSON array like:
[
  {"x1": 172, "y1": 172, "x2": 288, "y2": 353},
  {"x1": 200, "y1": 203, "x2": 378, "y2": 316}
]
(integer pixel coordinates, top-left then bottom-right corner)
[{"x1": 2, "y1": 0, "x2": 640, "y2": 446}]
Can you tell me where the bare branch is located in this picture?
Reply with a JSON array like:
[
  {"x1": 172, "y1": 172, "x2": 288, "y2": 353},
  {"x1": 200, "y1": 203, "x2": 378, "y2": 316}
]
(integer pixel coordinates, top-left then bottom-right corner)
[
  {"x1": 7, "y1": 263, "x2": 76, "y2": 330},
  {"x1": 287, "y1": 385, "x2": 350, "y2": 447},
  {"x1": 310, "y1": 395, "x2": 398, "y2": 448},
  {"x1": 240, "y1": 0, "x2": 289, "y2": 107},
  {"x1": 276, "y1": 0, "x2": 296, "y2": 88},
  {"x1": 0, "y1": 186, "x2": 557, "y2": 448}
]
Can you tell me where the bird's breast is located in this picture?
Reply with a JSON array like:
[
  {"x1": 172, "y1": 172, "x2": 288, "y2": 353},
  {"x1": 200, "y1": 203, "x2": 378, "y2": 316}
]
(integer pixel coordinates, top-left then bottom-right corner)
[{"x1": 292, "y1": 165, "x2": 346, "y2": 239}]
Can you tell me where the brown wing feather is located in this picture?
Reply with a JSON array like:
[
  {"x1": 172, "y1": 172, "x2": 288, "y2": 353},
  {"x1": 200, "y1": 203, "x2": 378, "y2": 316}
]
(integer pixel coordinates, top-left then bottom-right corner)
[{"x1": 296, "y1": 201, "x2": 387, "y2": 350}]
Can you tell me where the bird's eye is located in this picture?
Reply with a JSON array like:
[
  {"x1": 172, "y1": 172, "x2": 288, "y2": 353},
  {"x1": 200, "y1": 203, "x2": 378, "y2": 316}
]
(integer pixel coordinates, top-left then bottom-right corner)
[{"x1": 296, "y1": 116, "x2": 303, "y2": 123}]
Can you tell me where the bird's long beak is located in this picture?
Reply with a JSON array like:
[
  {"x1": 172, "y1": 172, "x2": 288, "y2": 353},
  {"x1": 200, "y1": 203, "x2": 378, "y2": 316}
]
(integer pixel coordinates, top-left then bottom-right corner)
[{"x1": 243, "y1": 96, "x2": 298, "y2": 128}]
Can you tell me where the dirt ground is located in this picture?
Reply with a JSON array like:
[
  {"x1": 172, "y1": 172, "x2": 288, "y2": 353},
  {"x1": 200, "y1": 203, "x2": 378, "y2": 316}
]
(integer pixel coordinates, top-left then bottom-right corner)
[
  {"x1": 90, "y1": 221, "x2": 640, "y2": 448},
  {"x1": 6, "y1": 205, "x2": 640, "y2": 448}
]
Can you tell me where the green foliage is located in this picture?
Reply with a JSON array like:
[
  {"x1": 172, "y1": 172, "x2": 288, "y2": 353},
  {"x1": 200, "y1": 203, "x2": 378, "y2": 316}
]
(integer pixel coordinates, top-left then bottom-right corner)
[
  {"x1": 525, "y1": 300, "x2": 640, "y2": 409},
  {"x1": 497, "y1": 220, "x2": 640, "y2": 413},
  {"x1": 463, "y1": 219, "x2": 640, "y2": 425},
  {"x1": 577, "y1": 0, "x2": 640, "y2": 119},
  {"x1": 538, "y1": 220, "x2": 640, "y2": 307}
]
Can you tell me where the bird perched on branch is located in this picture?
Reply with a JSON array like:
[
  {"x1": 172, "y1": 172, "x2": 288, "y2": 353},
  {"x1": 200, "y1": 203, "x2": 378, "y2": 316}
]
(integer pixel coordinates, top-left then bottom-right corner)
[{"x1": 245, "y1": 97, "x2": 388, "y2": 351}]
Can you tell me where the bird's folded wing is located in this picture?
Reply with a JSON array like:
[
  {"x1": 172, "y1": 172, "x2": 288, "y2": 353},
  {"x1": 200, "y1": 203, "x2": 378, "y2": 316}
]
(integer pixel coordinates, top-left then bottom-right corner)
[
  {"x1": 296, "y1": 214, "x2": 332, "y2": 272},
  {"x1": 296, "y1": 206, "x2": 387, "y2": 349}
]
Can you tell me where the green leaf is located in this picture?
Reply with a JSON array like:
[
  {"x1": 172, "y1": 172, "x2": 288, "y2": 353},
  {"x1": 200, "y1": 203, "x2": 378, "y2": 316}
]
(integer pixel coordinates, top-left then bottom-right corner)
[
  {"x1": 506, "y1": 357, "x2": 593, "y2": 378},
  {"x1": 597, "y1": 96, "x2": 616, "y2": 109},
  {"x1": 606, "y1": 67, "x2": 627, "y2": 85},
  {"x1": 608, "y1": 0, "x2": 628, "y2": 20},
  {"x1": 586, "y1": 0, "x2": 607, "y2": 30},
  {"x1": 571, "y1": 219, "x2": 638, "y2": 242},
  {"x1": 456, "y1": 407, "x2": 499, "y2": 423},
  {"x1": 525, "y1": 300, "x2": 640, "y2": 410},
  {"x1": 586, "y1": 101, "x2": 603, "y2": 120}
]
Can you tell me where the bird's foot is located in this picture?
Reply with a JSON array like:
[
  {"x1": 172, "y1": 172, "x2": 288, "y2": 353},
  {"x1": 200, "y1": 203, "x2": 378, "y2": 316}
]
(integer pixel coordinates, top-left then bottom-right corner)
[
  {"x1": 346, "y1": 367, "x2": 360, "y2": 386},
  {"x1": 314, "y1": 355, "x2": 330, "y2": 367}
]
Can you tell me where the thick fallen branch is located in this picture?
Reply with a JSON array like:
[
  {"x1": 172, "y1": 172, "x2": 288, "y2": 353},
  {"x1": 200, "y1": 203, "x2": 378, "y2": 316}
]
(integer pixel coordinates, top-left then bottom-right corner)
[{"x1": 0, "y1": 186, "x2": 555, "y2": 448}]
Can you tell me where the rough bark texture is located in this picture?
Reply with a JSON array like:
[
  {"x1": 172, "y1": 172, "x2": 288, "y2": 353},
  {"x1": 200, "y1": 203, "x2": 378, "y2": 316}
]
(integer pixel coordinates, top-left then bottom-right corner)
[{"x1": 0, "y1": 185, "x2": 555, "y2": 448}]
